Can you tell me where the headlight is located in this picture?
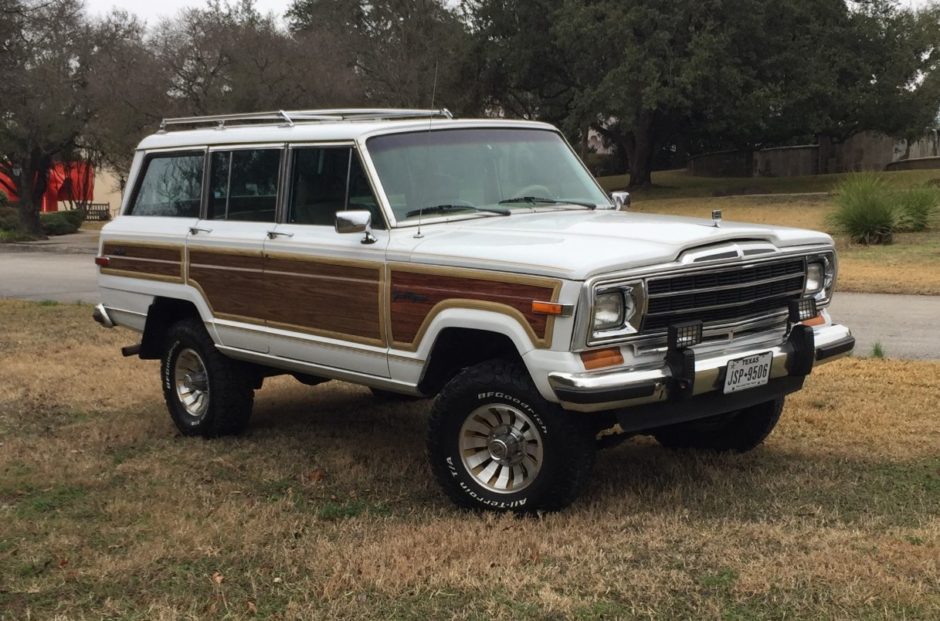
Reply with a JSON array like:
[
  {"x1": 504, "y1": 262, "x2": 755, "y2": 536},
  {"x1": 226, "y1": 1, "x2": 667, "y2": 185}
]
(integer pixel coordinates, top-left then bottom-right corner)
[
  {"x1": 805, "y1": 261, "x2": 824, "y2": 293},
  {"x1": 593, "y1": 291, "x2": 624, "y2": 330},
  {"x1": 593, "y1": 287, "x2": 638, "y2": 332},
  {"x1": 804, "y1": 253, "x2": 836, "y2": 304}
]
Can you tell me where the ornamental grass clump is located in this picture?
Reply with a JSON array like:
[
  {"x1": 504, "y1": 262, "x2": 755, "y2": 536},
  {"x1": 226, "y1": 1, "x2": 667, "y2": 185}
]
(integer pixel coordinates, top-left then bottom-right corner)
[
  {"x1": 829, "y1": 173, "x2": 896, "y2": 244},
  {"x1": 895, "y1": 186, "x2": 940, "y2": 232}
]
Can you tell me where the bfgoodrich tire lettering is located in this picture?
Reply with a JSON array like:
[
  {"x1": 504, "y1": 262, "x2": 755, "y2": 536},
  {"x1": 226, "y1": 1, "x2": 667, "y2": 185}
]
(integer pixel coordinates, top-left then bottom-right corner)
[
  {"x1": 160, "y1": 318, "x2": 254, "y2": 437},
  {"x1": 427, "y1": 359, "x2": 595, "y2": 512}
]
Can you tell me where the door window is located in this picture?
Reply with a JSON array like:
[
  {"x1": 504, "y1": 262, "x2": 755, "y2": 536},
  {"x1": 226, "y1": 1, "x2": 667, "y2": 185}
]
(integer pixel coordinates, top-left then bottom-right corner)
[
  {"x1": 288, "y1": 147, "x2": 385, "y2": 229},
  {"x1": 208, "y1": 149, "x2": 281, "y2": 222},
  {"x1": 128, "y1": 152, "x2": 204, "y2": 217}
]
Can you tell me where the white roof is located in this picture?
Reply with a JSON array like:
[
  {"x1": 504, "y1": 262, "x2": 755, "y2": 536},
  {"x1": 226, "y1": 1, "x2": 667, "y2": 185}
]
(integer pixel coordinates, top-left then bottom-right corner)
[{"x1": 136, "y1": 118, "x2": 558, "y2": 151}]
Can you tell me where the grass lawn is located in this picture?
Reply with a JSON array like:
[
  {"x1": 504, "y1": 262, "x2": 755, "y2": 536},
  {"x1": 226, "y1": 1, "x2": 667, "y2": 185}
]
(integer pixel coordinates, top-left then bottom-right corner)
[
  {"x1": 1, "y1": 300, "x2": 938, "y2": 619},
  {"x1": 598, "y1": 170, "x2": 940, "y2": 295}
]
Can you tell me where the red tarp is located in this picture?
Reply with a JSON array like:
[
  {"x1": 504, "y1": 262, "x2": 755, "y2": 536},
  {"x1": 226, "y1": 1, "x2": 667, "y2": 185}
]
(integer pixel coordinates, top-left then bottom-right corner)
[{"x1": 0, "y1": 162, "x2": 95, "y2": 212}]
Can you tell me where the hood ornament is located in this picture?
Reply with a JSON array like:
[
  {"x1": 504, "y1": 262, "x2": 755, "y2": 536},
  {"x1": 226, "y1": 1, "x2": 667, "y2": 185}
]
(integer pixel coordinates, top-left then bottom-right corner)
[{"x1": 711, "y1": 209, "x2": 722, "y2": 228}]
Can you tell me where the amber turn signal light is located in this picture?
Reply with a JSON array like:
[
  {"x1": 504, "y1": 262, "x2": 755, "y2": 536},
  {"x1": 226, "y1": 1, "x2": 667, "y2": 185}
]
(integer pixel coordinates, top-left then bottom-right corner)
[
  {"x1": 801, "y1": 314, "x2": 825, "y2": 327},
  {"x1": 532, "y1": 301, "x2": 564, "y2": 316},
  {"x1": 580, "y1": 347, "x2": 624, "y2": 370}
]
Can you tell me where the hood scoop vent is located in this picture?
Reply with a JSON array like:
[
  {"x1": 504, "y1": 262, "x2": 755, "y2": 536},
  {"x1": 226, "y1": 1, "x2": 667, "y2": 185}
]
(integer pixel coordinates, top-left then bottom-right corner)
[{"x1": 679, "y1": 240, "x2": 778, "y2": 264}]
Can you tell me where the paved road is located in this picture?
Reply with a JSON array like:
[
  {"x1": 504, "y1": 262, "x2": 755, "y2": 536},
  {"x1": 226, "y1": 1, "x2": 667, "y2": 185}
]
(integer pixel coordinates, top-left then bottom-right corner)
[
  {"x1": 1, "y1": 242, "x2": 938, "y2": 359},
  {"x1": 0, "y1": 251, "x2": 99, "y2": 303},
  {"x1": 828, "y1": 293, "x2": 938, "y2": 360}
]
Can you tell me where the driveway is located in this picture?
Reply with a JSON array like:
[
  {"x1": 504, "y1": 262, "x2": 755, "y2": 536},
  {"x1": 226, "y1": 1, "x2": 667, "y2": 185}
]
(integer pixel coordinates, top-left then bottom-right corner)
[{"x1": 1, "y1": 236, "x2": 938, "y2": 359}]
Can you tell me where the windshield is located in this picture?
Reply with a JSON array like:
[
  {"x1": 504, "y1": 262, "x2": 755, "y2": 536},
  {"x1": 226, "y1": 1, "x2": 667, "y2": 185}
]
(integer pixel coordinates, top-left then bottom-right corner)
[{"x1": 365, "y1": 128, "x2": 610, "y2": 224}]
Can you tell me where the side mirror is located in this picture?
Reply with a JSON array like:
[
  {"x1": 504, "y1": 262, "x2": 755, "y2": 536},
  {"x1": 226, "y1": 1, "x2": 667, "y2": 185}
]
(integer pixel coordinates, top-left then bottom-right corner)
[
  {"x1": 335, "y1": 210, "x2": 377, "y2": 244},
  {"x1": 611, "y1": 191, "x2": 631, "y2": 211}
]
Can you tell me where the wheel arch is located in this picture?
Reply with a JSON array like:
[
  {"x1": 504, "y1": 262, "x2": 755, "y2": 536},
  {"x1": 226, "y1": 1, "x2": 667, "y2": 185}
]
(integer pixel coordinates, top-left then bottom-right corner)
[
  {"x1": 417, "y1": 327, "x2": 525, "y2": 396},
  {"x1": 139, "y1": 297, "x2": 205, "y2": 360}
]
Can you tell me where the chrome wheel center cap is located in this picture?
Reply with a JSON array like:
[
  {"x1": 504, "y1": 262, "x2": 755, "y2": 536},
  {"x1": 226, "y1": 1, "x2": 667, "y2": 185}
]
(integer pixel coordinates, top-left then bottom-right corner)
[{"x1": 487, "y1": 427, "x2": 523, "y2": 465}]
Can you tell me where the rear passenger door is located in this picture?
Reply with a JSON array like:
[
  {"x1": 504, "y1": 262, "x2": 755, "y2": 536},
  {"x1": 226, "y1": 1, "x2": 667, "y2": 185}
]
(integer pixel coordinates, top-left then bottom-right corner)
[
  {"x1": 262, "y1": 144, "x2": 389, "y2": 377},
  {"x1": 186, "y1": 145, "x2": 283, "y2": 353}
]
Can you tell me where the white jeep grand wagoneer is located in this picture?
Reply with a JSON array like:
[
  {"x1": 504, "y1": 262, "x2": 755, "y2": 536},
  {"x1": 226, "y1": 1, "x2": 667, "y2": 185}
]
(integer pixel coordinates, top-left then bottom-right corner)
[{"x1": 93, "y1": 108, "x2": 855, "y2": 511}]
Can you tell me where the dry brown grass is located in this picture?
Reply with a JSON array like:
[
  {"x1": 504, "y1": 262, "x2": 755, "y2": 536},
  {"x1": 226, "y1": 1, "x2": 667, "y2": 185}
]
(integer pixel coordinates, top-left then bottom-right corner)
[
  {"x1": 632, "y1": 195, "x2": 940, "y2": 295},
  {"x1": 1, "y1": 300, "x2": 938, "y2": 620}
]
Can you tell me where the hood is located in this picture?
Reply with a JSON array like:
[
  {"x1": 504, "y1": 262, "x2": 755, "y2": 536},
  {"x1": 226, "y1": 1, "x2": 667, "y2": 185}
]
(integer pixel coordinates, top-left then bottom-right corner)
[{"x1": 396, "y1": 210, "x2": 832, "y2": 280}]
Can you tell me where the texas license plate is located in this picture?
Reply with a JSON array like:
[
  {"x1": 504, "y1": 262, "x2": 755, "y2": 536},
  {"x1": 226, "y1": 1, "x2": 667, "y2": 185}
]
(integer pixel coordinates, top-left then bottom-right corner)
[{"x1": 723, "y1": 352, "x2": 773, "y2": 394}]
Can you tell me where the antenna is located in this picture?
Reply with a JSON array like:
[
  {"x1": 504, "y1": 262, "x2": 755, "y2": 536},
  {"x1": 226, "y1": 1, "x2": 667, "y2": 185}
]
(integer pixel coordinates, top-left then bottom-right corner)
[{"x1": 415, "y1": 61, "x2": 441, "y2": 240}]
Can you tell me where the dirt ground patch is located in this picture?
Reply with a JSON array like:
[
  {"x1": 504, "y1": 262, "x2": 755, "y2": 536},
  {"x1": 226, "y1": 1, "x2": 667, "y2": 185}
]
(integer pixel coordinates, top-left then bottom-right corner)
[
  {"x1": 631, "y1": 194, "x2": 940, "y2": 295},
  {"x1": 1, "y1": 300, "x2": 938, "y2": 619}
]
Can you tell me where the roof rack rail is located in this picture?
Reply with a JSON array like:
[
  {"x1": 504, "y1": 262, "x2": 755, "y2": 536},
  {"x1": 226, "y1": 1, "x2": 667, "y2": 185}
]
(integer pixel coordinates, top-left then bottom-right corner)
[{"x1": 158, "y1": 108, "x2": 453, "y2": 131}]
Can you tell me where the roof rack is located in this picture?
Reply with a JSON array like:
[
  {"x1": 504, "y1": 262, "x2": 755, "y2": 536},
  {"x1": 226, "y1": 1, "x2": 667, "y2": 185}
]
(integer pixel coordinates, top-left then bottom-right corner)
[{"x1": 158, "y1": 108, "x2": 453, "y2": 131}]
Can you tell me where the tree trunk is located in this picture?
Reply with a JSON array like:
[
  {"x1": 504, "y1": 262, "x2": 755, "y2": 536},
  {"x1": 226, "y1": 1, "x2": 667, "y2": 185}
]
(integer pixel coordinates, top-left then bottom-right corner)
[
  {"x1": 627, "y1": 110, "x2": 655, "y2": 190},
  {"x1": 16, "y1": 150, "x2": 51, "y2": 238}
]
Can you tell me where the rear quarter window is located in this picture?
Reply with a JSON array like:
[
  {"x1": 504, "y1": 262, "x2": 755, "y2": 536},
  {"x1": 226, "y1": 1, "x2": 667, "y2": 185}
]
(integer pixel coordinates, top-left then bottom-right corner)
[{"x1": 128, "y1": 152, "x2": 204, "y2": 217}]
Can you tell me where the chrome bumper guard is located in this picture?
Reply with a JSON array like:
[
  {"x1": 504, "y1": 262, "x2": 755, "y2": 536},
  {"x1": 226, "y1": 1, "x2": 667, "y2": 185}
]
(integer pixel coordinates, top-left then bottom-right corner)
[
  {"x1": 92, "y1": 303, "x2": 115, "y2": 329},
  {"x1": 549, "y1": 323, "x2": 854, "y2": 414}
]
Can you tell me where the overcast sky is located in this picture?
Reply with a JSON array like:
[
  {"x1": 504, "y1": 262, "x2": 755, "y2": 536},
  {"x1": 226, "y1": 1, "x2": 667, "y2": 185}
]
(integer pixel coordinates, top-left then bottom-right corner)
[
  {"x1": 83, "y1": 0, "x2": 934, "y2": 26},
  {"x1": 84, "y1": 0, "x2": 289, "y2": 24}
]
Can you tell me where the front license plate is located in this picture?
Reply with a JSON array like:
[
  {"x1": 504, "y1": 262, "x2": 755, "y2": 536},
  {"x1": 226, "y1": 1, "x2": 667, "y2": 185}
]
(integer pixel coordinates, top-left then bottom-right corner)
[{"x1": 723, "y1": 352, "x2": 773, "y2": 394}]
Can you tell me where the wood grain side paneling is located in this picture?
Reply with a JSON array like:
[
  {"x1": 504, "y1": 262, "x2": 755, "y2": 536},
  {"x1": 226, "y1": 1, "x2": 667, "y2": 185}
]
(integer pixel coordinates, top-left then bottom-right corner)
[
  {"x1": 389, "y1": 268, "x2": 560, "y2": 349},
  {"x1": 263, "y1": 269, "x2": 382, "y2": 341},
  {"x1": 187, "y1": 249, "x2": 267, "y2": 320},
  {"x1": 100, "y1": 241, "x2": 183, "y2": 282},
  {"x1": 187, "y1": 249, "x2": 383, "y2": 344}
]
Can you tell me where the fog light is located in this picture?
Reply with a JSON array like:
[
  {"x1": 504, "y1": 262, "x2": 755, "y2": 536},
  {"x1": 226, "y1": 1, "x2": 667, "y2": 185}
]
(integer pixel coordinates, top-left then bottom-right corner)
[
  {"x1": 668, "y1": 321, "x2": 703, "y2": 350},
  {"x1": 788, "y1": 297, "x2": 818, "y2": 323}
]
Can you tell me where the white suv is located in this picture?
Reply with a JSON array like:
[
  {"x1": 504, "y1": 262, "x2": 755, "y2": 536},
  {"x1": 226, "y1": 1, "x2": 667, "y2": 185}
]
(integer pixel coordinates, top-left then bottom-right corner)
[{"x1": 93, "y1": 108, "x2": 855, "y2": 511}]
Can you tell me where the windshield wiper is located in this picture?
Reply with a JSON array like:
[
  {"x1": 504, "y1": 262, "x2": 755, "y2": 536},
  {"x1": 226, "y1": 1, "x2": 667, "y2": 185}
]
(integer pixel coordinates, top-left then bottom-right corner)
[
  {"x1": 405, "y1": 203, "x2": 510, "y2": 218},
  {"x1": 498, "y1": 196, "x2": 597, "y2": 210}
]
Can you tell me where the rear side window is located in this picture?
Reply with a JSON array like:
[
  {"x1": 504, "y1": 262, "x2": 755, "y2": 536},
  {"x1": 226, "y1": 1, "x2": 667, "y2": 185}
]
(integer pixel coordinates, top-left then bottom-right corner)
[
  {"x1": 128, "y1": 153, "x2": 204, "y2": 217},
  {"x1": 208, "y1": 149, "x2": 280, "y2": 222}
]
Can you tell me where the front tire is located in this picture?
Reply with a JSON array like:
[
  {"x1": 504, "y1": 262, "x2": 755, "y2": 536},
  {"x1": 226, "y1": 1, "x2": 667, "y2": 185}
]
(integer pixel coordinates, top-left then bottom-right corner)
[
  {"x1": 652, "y1": 398, "x2": 784, "y2": 452},
  {"x1": 161, "y1": 318, "x2": 254, "y2": 437},
  {"x1": 427, "y1": 359, "x2": 595, "y2": 512}
]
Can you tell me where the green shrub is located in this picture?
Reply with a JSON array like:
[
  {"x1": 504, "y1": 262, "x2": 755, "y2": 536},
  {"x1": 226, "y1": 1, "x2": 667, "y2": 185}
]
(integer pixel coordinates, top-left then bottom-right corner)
[
  {"x1": 895, "y1": 186, "x2": 939, "y2": 232},
  {"x1": 40, "y1": 211, "x2": 80, "y2": 236},
  {"x1": 59, "y1": 208, "x2": 85, "y2": 229},
  {"x1": 0, "y1": 206, "x2": 20, "y2": 232},
  {"x1": 828, "y1": 173, "x2": 896, "y2": 244}
]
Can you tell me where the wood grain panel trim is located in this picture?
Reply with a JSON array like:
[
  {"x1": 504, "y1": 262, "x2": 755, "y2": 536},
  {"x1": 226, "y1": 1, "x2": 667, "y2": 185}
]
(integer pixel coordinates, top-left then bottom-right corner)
[
  {"x1": 100, "y1": 241, "x2": 184, "y2": 283},
  {"x1": 262, "y1": 251, "x2": 385, "y2": 345},
  {"x1": 388, "y1": 263, "x2": 561, "y2": 352},
  {"x1": 186, "y1": 248, "x2": 385, "y2": 346}
]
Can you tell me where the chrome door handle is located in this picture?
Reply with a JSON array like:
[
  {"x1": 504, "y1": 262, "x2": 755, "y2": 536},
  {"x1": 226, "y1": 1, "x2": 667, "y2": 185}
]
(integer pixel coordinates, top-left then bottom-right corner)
[
  {"x1": 189, "y1": 226, "x2": 212, "y2": 235},
  {"x1": 266, "y1": 230, "x2": 294, "y2": 239}
]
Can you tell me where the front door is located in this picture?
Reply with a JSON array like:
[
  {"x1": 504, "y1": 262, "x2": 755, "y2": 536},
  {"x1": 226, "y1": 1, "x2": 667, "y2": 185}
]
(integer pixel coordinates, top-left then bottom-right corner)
[{"x1": 262, "y1": 144, "x2": 389, "y2": 377}]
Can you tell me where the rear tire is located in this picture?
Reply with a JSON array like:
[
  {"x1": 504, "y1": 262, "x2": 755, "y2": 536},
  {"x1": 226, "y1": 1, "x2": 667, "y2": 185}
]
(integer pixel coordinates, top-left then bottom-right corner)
[
  {"x1": 160, "y1": 318, "x2": 254, "y2": 437},
  {"x1": 427, "y1": 359, "x2": 595, "y2": 512},
  {"x1": 653, "y1": 398, "x2": 784, "y2": 452}
]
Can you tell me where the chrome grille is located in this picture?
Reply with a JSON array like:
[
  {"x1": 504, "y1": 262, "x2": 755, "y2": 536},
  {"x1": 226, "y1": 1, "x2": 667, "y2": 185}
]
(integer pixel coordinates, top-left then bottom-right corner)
[{"x1": 642, "y1": 258, "x2": 806, "y2": 331}]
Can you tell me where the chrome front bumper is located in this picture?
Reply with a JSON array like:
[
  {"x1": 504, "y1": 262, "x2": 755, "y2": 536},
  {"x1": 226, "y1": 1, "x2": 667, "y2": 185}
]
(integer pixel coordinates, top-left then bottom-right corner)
[{"x1": 549, "y1": 323, "x2": 854, "y2": 413}]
